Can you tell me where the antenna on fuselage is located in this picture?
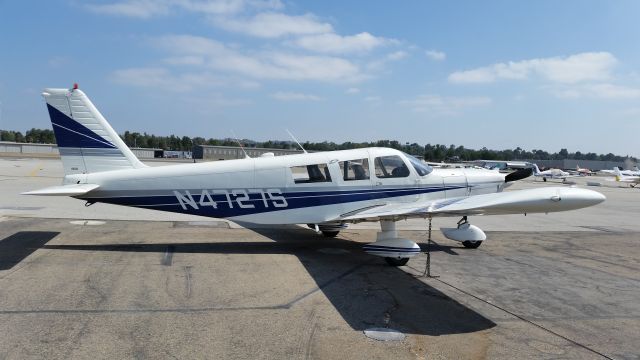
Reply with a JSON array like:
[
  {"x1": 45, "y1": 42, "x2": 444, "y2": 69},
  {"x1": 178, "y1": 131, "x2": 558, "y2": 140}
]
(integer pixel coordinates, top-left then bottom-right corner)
[
  {"x1": 231, "y1": 130, "x2": 250, "y2": 159},
  {"x1": 286, "y1": 129, "x2": 307, "y2": 154}
]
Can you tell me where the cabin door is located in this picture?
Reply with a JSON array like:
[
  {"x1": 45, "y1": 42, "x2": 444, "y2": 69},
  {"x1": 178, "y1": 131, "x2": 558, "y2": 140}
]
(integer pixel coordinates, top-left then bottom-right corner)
[{"x1": 443, "y1": 174, "x2": 468, "y2": 198}]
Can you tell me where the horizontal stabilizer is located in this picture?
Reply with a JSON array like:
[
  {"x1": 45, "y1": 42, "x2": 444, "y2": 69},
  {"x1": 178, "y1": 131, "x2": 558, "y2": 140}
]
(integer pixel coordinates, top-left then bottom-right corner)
[{"x1": 22, "y1": 184, "x2": 100, "y2": 196}]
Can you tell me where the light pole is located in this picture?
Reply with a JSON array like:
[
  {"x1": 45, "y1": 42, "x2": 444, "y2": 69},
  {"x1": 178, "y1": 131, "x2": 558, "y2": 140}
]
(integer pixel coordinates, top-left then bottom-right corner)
[{"x1": 190, "y1": 138, "x2": 195, "y2": 162}]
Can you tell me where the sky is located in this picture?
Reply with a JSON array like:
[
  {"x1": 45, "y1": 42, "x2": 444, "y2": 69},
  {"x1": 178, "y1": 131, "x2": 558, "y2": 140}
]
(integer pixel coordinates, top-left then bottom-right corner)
[{"x1": 1, "y1": 1, "x2": 639, "y2": 157}]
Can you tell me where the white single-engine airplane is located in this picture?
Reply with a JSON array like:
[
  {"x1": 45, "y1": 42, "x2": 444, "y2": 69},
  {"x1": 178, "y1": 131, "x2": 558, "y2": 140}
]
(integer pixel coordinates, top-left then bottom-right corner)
[
  {"x1": 570, "y1": 165, "x2": 594, "y2": 176},
  {"x1": 610, "y1": 168, "x2": 640, "y2": 188},
  {"x1": 24, "y1": 86, "x2": 606, "y2": 266},
  {"x1": 601, "y1": 166, "x2": 640, "y2": 177},
  {"x1": 532, "y1": 164, "x2": 576, "y2": 182}
]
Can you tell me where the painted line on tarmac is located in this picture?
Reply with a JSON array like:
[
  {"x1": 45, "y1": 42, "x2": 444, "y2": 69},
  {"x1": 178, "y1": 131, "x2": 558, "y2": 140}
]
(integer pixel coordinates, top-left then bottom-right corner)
[
  {"x1": 0, "y1": 262, "x2": 371, "y2": 315},
  {"x1": 418, "y1": 273, "x2": 615, "y2": 360},
  {"x1": 28, "y1": 163, "x2": 43, "y2": 177}
]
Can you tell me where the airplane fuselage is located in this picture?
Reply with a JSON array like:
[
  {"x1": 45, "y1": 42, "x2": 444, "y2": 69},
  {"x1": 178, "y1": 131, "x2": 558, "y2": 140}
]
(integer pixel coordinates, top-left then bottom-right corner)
[{"x1": 67, "y1": 147, "x2": 506, "y2": 224}]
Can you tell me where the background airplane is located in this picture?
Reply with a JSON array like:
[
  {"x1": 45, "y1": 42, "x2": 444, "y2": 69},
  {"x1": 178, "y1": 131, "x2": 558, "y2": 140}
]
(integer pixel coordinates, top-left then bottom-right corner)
[
  {"x1": 601, "y1": 166, "x2": 640, "y2": 176},
  {"x1": 569, "y1": 165, "x2": 594, "y2": 176},
  {"x1": 532, "y1": 164, "x2": 576, "y2": 182},
  {"x1": 610, "y1": 168, "x2": 640, "y2": 187},
  {"x1": 23, "y1": 86, "x2": 606, "y2": 266}
]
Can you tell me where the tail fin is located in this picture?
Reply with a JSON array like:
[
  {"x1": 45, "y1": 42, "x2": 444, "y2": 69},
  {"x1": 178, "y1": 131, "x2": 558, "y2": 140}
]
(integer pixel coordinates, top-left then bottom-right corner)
[
  {"x1": 614, "y1": 167, "x2": 623, "y2": 181},
  {"x1": 532, "y1": 164, "x2": 541, "y2": 175},
  {"x1": 43, "y1": 86, "x2": 146, "y2": 175}
]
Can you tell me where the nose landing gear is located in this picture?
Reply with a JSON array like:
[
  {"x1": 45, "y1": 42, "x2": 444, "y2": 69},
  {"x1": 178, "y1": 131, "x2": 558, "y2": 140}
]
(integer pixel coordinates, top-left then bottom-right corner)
[{"x1": 441, "y1": 216, "x2": 486, "y2": 249}]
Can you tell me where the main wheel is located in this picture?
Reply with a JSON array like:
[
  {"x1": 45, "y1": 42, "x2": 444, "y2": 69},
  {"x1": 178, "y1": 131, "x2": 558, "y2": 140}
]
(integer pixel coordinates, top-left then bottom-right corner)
[
  {"x1": 385, "y1": 257, "x2": 409, "y2": 266},
  {"x1": 462, "y1": 240, "x2": 482, "y2": 249},
  {"x1": 321, "y1": 230, "x2": 339, "y2": 238}
]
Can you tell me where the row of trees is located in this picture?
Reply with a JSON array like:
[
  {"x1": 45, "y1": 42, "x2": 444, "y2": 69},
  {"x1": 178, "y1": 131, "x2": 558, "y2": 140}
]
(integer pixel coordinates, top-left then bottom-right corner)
[
  {"x1": 1, "y1": 129, "x2": 56, "y2": 144},
  {"x1": 422, "y1": 144, "x2": 631, "y2": 162},
  {"x1": 2, "y1": 128, "x2": 636, "y2": 163}
]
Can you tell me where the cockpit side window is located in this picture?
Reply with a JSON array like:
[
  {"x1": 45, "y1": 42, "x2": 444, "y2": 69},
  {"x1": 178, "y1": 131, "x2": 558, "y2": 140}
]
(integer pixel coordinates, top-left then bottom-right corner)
[
  {"x1": 374, "y1": 155, "x2": 410, "y2": 178},
  {"x1": 290, "y1": 163, "x2": 333, "y2": 184},
  {"x1": 339, "y1": 158, "x2": 370, "y2": 181},
  {"x1": 404, "y1": 153, "x2": 433, "y2": 176}
]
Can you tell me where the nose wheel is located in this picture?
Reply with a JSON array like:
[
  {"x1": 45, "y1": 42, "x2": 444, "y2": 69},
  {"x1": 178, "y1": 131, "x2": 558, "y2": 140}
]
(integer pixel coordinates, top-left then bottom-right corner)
[
  {"x1": 462, "y1": 240, "x2": 482, "y2": 248},
  {"x1": 441, "y1": 216, "x2": 485, "y2": 249}
]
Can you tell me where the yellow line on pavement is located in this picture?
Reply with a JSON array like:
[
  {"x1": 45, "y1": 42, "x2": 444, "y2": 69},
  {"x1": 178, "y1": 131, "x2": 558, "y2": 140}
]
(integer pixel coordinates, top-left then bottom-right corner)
[{"x1": 28, "y1": 163, "x2": 43, "y2": 177}]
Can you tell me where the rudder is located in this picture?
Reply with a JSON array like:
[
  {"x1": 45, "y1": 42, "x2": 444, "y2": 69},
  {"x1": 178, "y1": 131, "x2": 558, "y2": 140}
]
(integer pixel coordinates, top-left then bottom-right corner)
[{"x1": 43, "y1": 86, "x2": 146, "y2": 175}]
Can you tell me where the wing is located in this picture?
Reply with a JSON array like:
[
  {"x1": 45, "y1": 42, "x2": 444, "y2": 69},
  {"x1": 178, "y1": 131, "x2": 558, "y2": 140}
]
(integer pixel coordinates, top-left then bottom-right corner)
[
  {"x1": 338, "y1": 187, "x2": 605, "y2": 222},
  {"x1": 22, "y1": 184, "x2": 100, "y2": 196}
]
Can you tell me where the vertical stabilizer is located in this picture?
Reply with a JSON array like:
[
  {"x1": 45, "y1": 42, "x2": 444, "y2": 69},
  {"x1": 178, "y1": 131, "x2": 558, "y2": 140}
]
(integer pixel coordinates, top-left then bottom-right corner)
[
  {"x1": 43, "y1": 86, "x2": 146, "y2": 175},
  {"x1": 532, "y1": 164, "x2": 541, "y2": 175},
  {"x1": 613, "y1": 167, "x2": 623, "y2": 181}
]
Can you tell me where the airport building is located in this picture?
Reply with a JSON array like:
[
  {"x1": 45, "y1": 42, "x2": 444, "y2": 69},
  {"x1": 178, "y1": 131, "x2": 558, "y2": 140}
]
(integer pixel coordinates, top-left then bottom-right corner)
[
  {"x1": 0, "y1": 141, "x2": 59, "y2": 156},
  {"x1": 1, "y1": 141, "x2": 633, "y2": 170},
  {"x1": 193, "y1": 145, "x2": 304, "y2": 160},
  {"x1": 0, "y1": 141, "x2": 161, "y2": 159}
]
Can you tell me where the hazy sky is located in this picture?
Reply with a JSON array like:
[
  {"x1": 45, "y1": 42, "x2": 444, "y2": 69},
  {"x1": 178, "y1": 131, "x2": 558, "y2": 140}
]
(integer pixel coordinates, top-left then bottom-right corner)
[{"x1": 1, "y1": 1, "x2": 639, "y2": 157}]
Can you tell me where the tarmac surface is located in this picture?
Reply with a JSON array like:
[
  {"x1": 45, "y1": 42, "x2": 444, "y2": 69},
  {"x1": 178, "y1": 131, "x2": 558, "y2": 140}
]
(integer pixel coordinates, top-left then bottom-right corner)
[{"x1": 1, "y1": 157, "x2": 639, "y2": 359}]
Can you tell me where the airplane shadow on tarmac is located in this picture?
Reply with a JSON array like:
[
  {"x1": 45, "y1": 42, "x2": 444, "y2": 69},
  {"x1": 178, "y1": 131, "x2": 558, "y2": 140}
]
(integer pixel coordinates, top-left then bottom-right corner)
[
  {"x1": 39, "y1": 226, "x2": 495, "y2": 336},
  {"x1": 249, "y1": 226, "x2": 496, "y2": 336},
  {"x1": 0, "y1": 231, "x2": 60, "y2": 270}
]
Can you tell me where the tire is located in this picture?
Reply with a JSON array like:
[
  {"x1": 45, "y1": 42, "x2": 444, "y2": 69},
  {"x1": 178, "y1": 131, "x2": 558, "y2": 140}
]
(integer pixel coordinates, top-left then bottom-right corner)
[
  {"x1": 321, "y1": 230, "x2": 339, "y2": 238},
  {"x1": 462, "y1": 240, "x2": 482, "y2": 249},
  {"x1": 385, "y1": 257, "x2": 409, "y2": 266},
  {"x1": 543, "y1": 177, "x2": 547, "y2": 182}
]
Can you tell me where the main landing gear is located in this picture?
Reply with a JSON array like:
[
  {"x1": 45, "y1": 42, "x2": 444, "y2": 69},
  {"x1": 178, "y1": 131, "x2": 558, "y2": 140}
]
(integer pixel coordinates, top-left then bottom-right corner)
[
  {"x1": 362, "y1": 220, "x2": 421, "y2": 266},
  {"x1": 361, "y1": 216, "x2": 488, "y2": 268},
  {"x1": 308, "y1": 222, "x2": 347, "y2": 237},
  {"x1": 321, "y1": 230, "x2": 340, "y2": 238},
  {"x1": 318, "y1": 216, "x2": 486, "y2": 268},
  {"x1": 384, "y1": 257, "x2": 409, "y2": 266}
]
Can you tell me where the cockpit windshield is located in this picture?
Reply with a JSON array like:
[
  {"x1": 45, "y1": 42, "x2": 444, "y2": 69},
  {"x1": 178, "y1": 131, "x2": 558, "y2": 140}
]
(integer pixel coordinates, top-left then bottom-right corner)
[{"x1": 403, "y1": 152, "x2": 433, "y2": 176}]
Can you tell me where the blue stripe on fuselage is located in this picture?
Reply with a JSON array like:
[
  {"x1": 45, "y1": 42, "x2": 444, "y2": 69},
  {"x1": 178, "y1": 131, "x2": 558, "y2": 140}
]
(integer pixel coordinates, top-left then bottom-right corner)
[{"x1": 80, "y1": 186, "x2": 464, "y2": 218}]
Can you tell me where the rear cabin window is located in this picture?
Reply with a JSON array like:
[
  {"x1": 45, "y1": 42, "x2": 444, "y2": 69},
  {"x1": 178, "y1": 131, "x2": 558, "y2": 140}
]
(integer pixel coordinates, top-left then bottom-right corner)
[
  {"x1": 290, "y1": 164, "x2": 332, "y2": 184},
  {"x1": 339, "y1": 159, "x2": 370, "y2": 181},
  {"x1": 374, "y1": 155, "x2": 410, "y2": 178}
]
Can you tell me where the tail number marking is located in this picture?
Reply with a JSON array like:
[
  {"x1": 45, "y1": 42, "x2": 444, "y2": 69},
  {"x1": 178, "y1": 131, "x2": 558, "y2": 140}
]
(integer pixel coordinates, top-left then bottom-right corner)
[{"x1": 174, "y1": 189, "x2": 288, "y2": 210}]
